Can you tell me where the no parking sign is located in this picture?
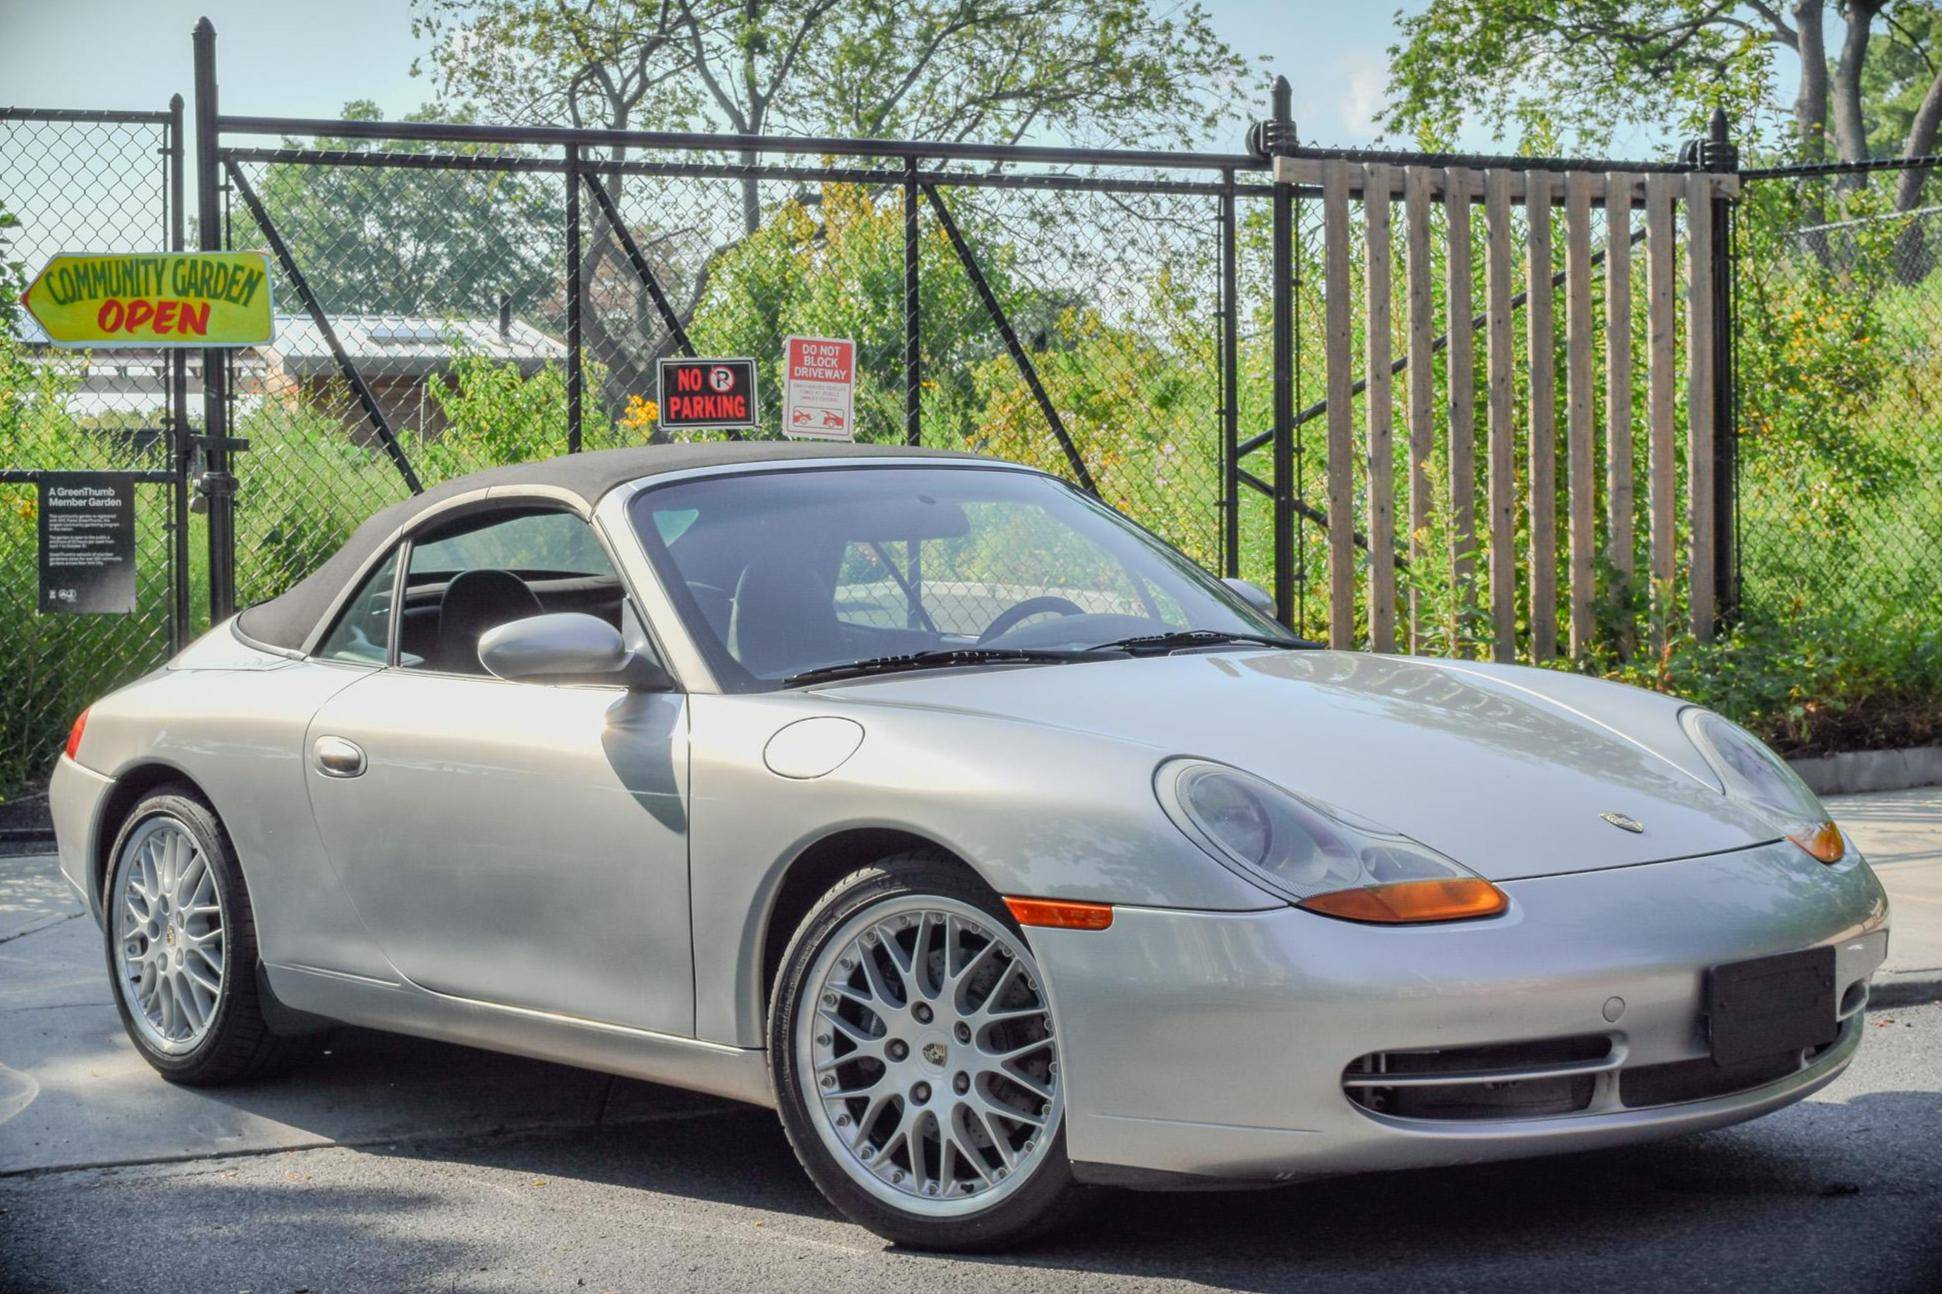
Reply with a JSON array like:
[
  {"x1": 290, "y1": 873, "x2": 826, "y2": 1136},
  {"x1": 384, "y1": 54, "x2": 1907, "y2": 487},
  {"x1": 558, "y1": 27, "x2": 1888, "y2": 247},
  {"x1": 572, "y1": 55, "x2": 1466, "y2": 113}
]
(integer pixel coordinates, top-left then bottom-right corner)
[{"x1": 657, "y1": 357, "x2": 758, "y2": 431}]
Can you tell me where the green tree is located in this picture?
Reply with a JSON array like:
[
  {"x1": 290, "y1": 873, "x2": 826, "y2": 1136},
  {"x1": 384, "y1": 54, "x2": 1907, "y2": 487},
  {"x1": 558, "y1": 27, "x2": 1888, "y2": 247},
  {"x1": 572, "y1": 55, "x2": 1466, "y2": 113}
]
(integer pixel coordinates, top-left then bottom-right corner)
[
  {"x1": 409, "y1": 0, "x2": 1249, "y2": 431},
  {"x1": 1386, "y1": 2, "x2": 1942, "y2": 182},
  {"x1": 414, "y1": 0, "x2": 1250, "y2": 232},
  {"x1": 247, "y1": 100, "x2": 563, "y2": 320}
]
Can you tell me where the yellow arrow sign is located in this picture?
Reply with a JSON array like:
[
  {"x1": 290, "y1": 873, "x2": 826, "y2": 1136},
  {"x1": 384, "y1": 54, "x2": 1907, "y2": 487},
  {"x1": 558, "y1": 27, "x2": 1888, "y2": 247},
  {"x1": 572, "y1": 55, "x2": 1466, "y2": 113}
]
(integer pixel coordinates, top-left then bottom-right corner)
[{"x1": 21, "y1": 251, "x2": 276, "y2": 348}]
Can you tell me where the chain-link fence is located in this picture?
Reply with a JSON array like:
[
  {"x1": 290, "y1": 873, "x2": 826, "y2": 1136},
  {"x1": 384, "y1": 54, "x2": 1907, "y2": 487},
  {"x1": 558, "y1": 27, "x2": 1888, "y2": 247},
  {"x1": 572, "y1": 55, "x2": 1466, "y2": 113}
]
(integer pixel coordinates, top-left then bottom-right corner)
[
  {"x1": 1734, "y1": 164, "x2": 1942, "y2": 624},
  {"x1": 215, "y1": 130, "x2": 1248, "y2": 624},
  {"x1": 10, "y1": 78, "x2": 1940, "y2": 809},
  {"x1": 1, "y1": 109, "x2": 186, "y2": 808}
]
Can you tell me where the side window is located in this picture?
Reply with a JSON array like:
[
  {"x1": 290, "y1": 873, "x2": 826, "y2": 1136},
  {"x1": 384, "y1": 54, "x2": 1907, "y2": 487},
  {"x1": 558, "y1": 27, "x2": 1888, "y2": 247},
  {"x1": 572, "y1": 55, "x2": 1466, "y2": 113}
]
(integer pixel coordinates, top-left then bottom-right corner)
[
  {"x1": 408, "y1": 512, "x2": 613, "y2": 576},
  {"x1": 403, "y1": 510, "x2": 627, "y2": 675},
  {"x1": 316, "y1": 548, "x2": 400, "y2": 664}
]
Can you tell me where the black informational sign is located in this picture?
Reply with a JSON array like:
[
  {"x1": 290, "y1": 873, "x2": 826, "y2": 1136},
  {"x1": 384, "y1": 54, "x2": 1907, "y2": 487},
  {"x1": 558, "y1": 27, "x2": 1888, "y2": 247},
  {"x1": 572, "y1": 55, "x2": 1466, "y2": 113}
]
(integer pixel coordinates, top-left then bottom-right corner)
[
  {"x1": 657, "y1": 357, "x2": 759, "y2": 431},
  {"x1": 38, "y1": 472, "x2": 137, "y2": 615}
]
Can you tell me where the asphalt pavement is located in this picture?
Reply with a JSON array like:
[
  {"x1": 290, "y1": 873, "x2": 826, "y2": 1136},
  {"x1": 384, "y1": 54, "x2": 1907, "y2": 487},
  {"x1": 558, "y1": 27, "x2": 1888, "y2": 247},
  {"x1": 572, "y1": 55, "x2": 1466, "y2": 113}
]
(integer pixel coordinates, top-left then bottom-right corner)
[{"x1": 2, "y1": 787, "x2": 1939, "y2": 1291}]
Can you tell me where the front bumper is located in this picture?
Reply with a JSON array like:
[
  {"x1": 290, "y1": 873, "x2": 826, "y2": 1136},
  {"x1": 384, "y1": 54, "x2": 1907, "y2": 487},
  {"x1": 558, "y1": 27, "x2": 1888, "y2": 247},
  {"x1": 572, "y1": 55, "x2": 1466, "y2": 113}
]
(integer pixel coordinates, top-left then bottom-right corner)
[{"x1": 1031, "y1": 840, "x2": 1890, "y2": 1185}]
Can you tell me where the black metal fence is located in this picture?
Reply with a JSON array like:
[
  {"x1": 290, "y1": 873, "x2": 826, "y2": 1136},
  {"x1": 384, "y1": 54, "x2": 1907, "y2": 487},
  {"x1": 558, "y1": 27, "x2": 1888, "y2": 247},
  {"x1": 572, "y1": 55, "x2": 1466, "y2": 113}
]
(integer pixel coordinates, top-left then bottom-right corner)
[
  {"x1": 0, "y1": 106, "x2": 191, "y2": 807},
  {"x1": 1733, "y1": 159, "x2": 1942, "y2": 626},
  {"x1": 8, "y1": 18, "x2": 1940, "y2": 807}
]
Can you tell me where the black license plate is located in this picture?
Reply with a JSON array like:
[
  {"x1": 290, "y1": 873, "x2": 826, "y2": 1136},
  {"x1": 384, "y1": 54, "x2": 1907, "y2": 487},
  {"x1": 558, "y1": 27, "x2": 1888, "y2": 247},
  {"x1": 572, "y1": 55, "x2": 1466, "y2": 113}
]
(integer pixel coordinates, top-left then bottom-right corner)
[{"x1": 1708, "y1": 946, "x2": 1838, "y2": 1067}]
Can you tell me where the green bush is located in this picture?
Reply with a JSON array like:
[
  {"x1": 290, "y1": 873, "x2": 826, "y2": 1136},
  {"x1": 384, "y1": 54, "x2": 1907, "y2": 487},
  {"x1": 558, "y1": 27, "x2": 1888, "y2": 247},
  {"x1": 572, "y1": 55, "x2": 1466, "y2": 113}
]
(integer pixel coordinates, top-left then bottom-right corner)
[{"x1": 1590, "y1": 610, "x2": 1942, "y2": 758}]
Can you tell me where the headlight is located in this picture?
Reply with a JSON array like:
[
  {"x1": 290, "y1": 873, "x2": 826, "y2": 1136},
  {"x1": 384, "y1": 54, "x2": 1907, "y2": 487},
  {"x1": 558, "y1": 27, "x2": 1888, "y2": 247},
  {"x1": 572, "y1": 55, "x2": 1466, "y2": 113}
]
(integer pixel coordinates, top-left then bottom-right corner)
[
  {"x1": 1156, "y1": 759, "x2": 1507, "y2": 923},
  {"x1": 1680, "y1": 709, "x2": 1844, "y2": 864}
]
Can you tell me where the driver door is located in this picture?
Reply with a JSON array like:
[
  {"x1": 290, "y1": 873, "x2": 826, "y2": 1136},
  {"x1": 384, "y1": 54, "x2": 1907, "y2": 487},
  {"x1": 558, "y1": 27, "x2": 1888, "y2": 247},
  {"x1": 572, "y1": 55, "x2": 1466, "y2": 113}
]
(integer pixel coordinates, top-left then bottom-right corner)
[{"x1": 302, "y1": 506, "x2": 693, "y2": 1035}]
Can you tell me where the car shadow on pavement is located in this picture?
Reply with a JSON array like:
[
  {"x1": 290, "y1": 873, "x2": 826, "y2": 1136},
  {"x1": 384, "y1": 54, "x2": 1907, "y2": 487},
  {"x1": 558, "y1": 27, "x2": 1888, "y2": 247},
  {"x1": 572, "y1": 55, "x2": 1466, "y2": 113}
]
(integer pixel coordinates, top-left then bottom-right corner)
[{"x1": 315, "y1": 1076, "x2": 1941, "y2": 1292}]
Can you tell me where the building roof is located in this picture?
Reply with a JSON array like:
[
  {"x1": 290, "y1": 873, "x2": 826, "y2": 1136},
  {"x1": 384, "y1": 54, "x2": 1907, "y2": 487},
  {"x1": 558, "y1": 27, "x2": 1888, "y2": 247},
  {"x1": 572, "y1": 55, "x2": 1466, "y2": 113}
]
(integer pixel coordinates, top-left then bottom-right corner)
[
  {"x1": 265, "y1": 314, "x2": 563, "y2": 378},
  {"x1": 233, "y1": 440, "x2": 992, "y2": 653}
]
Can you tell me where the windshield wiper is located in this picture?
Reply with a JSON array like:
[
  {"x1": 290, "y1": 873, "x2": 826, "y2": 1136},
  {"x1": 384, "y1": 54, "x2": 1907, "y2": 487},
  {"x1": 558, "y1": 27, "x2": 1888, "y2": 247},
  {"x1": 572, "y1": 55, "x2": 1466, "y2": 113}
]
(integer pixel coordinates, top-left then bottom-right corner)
[
  {"x1": 784, "y1": 647, "x2": 1085, "y2": 687},
  {"x1": 1081, "y1": 628, "x2": 1316, "y2": 655}
]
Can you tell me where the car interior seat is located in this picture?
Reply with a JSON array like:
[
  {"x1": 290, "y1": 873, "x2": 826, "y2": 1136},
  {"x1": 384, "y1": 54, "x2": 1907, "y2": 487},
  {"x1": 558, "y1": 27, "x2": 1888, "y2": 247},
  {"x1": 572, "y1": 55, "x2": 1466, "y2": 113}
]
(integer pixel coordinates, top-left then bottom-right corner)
[
  {"x1": 727, "y1": 559, "x2": 846, "y2": 678},
  {"x1": 434, "y1": 568, "x2": 544, "y2": 674}
]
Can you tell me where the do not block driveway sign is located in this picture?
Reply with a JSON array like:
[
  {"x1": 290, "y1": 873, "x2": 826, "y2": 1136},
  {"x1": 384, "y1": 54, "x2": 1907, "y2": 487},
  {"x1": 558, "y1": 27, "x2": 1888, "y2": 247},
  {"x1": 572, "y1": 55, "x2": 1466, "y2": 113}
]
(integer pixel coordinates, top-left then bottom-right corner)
[{"x1": 782, "y1": 336, "x2": 856, "y2": 441}]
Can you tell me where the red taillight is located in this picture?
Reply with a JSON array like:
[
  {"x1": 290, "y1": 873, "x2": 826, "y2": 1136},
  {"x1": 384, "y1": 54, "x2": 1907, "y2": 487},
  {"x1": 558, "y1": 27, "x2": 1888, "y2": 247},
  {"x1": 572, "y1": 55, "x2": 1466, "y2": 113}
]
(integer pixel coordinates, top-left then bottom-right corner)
[{"x1": 65, "y1": 707, "x2": 89, "y2": 761}]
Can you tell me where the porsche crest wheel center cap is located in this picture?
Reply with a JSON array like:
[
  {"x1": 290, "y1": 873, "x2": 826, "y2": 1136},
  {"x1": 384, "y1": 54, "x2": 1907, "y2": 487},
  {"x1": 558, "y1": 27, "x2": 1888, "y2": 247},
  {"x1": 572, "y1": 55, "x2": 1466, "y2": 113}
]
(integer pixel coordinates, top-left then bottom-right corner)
[{"x1": 922, "y1": 1041, "x2": 949, "y2": 1067}]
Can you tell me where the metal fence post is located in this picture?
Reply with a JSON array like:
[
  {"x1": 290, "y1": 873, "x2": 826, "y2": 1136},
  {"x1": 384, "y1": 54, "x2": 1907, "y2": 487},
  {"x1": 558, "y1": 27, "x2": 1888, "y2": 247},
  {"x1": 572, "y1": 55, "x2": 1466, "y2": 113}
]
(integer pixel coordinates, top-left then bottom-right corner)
[
  {"x1": 565, "y1": 143, "x2": 583, "y2": 453},
  {"x1": 904, "y1": 154, "x2": 922, "y2": 446},
  {"x1": 1219, "y1": 168, "x2": 1240, "y2": 577},
  {"x1": 166, "y1": 92, "x2": 191, "y2": 650},
  {"x1": 192, "y1": 17, "x2": 236, "y2": 623},
  {"x1": 1703, "y1": 109, "x2": 1739, "y2": 629},
  {"x1": 1267, "y1": 77, "x2": 1296, "y2": 626}
]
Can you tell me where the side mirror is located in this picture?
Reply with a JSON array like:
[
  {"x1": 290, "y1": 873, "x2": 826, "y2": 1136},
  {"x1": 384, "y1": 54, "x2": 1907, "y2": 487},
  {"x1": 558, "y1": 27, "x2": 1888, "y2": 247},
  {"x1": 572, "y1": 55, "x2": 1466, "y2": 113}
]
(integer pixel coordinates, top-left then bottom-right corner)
[
  {"x1": 1222, "y1": 577, "x2": 1276, "y2": 618},
  {"x1": 478, "y1": 612, "x2": 674, "y2": 691}
]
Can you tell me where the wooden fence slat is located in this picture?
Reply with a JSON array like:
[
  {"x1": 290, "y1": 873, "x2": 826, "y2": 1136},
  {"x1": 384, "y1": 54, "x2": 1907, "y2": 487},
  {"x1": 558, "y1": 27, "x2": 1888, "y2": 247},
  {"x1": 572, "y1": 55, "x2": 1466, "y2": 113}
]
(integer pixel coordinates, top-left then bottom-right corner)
[
  {"x1": 1445, "y1": 166, "x2": 1477, "y2": 645},
  {"x1": 1565, "y1": 172, "x2": 1596, "y2": 659},
  {"x1": 1605, "y1": 170, "x2": 1637, "y2": 652},
  {"x1": 1484, "y1": 169, "x2": 1516, "y2": 662},
  {"x1": 1364, "y1": 162, "x2": 1397, "y2": 652},
  {"x1": 1272, "y1": 156, "x2": 1738, "y2": 203},
  {"x1": 1525, "y1": 169, "x2": 1557, "y2": 662},
  {"x1": 1685, "y1": 171, "x2": 1716, "y2": 640},
  {"x1": 1323, "y1": 160, "x2": 1356, "y2": 650},
  {"x1": 1404, "y1": 167, "x2": 1436, "y2": 652},
  {"x1": 1645, "y1": 174, "x2": 1678, "y2": 651}
]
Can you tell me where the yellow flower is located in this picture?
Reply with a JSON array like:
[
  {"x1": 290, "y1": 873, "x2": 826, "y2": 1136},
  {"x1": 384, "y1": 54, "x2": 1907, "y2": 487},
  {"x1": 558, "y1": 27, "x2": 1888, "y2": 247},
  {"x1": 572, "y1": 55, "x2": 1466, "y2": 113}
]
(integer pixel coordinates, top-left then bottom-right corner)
[{"x1": 621, "y1": 394, "x2": 659, "y2": 430}]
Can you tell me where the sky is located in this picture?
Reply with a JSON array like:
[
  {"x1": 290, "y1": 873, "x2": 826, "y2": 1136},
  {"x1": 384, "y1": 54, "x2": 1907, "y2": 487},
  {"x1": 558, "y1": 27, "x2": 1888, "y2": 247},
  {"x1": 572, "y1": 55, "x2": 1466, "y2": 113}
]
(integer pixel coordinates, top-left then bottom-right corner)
[{"x1": 0, "y1": 0, "x2": 1425, "y2": 151}]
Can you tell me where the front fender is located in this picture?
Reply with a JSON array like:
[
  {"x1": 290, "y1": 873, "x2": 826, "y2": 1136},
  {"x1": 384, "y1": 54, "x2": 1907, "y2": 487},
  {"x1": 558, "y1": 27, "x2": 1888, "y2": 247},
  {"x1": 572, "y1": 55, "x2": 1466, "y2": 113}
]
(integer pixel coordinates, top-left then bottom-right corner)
[{"x1": 686, "y1": 691, "x2": 1277, "y2": 1047}]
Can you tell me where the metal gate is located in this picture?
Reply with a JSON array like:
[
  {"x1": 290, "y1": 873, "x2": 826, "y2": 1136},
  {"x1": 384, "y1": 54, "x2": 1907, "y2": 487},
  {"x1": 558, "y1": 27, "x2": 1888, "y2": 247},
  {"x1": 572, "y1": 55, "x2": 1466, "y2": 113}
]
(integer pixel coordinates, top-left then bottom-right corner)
[
  {"x1": 1238, "y1": 84, "x2": 1740, "y2": 660},
  {"x1": 1, "y1": 23, "x2": 1761, "y2": 808},
  {"x1": 1, "y1": 107, "x2": 192, "y2": 807}
]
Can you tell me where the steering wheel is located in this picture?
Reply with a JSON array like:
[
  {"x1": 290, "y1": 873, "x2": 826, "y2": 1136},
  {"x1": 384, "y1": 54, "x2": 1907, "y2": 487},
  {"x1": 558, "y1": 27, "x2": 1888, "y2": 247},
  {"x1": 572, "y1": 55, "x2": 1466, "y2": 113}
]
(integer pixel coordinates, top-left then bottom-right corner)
[{"x1": 976, "y1": 595, "x2": 1088, "y2": 644}]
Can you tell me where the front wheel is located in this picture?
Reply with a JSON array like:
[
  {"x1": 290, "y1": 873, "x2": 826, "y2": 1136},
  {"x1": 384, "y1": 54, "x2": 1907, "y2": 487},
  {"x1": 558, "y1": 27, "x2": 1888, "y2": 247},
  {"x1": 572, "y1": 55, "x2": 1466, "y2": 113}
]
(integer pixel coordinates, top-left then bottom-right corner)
[
  {"x1": 103, "y1": 786, "x2": 316, "y2": 1085},
  {"x1": 769, "y1": 855, "x2": 1082, "y2": 1250}
]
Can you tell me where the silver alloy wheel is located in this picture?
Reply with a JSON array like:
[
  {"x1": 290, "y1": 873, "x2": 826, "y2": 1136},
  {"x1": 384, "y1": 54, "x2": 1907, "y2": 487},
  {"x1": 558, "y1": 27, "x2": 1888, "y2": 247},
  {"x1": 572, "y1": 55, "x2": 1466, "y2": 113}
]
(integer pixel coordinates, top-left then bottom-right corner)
[
  {"x1": 795, "y1": 894, "x2": 1062, "y2": 1218},
  {"x1": 112, "y1": 815, "x2": 226, "y2": 1055}
]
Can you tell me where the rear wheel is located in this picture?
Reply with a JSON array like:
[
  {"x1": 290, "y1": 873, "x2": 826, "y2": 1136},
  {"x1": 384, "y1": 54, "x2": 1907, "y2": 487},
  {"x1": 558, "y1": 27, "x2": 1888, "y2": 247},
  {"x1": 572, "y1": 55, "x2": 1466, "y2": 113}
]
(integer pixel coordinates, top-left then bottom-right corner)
[
  {"x1": 770, "y1": 854, "x2": 1082, "y2": 1250},
  {"x1": 103, "y1": 786, "x2": 316, "y2": 1085}
]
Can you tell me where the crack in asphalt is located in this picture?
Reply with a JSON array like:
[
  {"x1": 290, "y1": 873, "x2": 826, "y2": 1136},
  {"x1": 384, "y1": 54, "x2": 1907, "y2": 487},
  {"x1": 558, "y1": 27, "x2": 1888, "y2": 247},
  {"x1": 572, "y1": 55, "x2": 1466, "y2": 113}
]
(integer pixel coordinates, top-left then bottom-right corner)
[
  {"x1": 0, "y1": 910, "x2": 85, "y2": 945},
  {"x1": 0, "y1": 1102, "x2": 751, "y2": 1182}
]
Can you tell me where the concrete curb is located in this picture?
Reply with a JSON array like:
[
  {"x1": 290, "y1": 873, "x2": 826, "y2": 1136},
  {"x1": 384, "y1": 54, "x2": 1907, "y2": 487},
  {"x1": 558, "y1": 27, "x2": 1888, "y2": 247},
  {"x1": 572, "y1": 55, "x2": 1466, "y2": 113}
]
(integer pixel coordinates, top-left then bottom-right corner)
[
  {"x1": 1790, "y1": 746, "x2": 1942, "y2": 796},
  {"x1": 1869, "y1": 971, "x2": 1942, "y2": 1011}
]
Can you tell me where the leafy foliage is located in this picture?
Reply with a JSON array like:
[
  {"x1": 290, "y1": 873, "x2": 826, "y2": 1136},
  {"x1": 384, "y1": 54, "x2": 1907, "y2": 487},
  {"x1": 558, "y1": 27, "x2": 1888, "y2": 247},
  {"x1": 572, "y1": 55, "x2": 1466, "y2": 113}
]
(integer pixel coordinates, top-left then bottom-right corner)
[
  {"x1": 1383, "y1": 0, "x2": 1775, "y2": 151},
  {"x1": 246, "y1": 100, "x2": 563, "y2": 318},
  {"x1": 411, "y1": 0, "x2": 1252, "y2": 147}
]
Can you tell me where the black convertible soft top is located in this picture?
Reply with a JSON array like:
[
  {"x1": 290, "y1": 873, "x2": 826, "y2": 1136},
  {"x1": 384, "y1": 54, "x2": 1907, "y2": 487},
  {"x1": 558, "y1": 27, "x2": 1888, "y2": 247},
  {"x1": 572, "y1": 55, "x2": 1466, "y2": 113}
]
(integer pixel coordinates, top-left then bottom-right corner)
[{"x1": 233, "y1": 440, "x2": 986, "y2": 653}]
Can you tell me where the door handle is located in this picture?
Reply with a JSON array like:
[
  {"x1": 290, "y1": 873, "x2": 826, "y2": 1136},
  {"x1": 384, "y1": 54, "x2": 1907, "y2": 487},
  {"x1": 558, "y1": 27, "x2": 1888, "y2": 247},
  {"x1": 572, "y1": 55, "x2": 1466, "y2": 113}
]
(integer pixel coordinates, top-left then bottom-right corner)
[{"x1": 314, "y1": 736, "x2": 367, "y2": 778}]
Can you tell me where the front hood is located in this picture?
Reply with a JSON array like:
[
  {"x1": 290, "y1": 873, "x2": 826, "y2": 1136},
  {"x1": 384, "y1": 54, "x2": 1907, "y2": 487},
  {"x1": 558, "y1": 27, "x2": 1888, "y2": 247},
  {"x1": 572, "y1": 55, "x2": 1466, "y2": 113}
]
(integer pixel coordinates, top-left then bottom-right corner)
[{"x1": 824, "y1": 650, "x2": 1780, "y2": 882}]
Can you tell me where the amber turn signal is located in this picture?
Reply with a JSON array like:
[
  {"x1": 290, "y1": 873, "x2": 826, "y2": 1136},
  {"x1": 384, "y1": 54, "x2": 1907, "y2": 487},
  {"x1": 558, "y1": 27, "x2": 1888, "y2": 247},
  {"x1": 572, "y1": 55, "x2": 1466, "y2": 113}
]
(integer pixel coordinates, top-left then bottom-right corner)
[
  {"x1": 1787, "y1": 821, "x2": 1845, "y2": 865},
  {"x1": 1297, "y1": 878, "x2": 1508, "y2": 925},
  {"x1": 1004, "y1": 897, "x2": 1114, "y2": 930}
]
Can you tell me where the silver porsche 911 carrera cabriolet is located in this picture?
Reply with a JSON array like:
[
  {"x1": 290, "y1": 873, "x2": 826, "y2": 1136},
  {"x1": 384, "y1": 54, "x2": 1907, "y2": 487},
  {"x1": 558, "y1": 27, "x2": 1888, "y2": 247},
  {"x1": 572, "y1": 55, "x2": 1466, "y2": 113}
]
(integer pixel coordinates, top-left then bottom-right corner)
[{"x1": 50, "y1": 442, "x2": 1889, "y2": 1249}]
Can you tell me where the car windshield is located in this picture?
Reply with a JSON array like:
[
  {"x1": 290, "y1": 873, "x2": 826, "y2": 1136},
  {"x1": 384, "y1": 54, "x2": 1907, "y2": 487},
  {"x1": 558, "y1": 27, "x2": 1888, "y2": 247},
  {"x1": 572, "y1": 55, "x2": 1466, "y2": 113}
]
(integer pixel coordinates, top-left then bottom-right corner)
[{"x1": 628, "y1": 464, "x2": 1297, "y2": 690}]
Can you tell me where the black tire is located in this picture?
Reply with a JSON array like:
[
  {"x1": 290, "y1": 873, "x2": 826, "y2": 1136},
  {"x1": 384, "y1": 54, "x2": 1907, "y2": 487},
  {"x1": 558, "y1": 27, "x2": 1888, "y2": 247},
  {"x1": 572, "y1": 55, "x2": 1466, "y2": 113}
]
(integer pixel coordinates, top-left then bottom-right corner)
[
  {"x1": 768, "y1": 851, "x2": 1087, "y2": 1251},
  {"x1": 101, "y1": 785, "x2": 317, "y2": 1086}
]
